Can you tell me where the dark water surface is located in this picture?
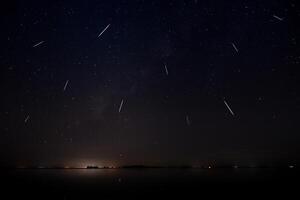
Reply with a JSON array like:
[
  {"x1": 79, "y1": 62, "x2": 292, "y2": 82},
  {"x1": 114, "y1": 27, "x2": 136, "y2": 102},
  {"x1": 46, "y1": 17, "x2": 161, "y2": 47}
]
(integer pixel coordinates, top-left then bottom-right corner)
[{"x1": 1, "y1": 168, "x2": 299, "y2": 199}]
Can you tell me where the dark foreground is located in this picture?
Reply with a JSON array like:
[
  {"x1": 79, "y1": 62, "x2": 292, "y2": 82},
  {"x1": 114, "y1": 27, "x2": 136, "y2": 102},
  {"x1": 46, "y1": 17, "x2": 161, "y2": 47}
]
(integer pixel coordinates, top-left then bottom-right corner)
[{"x1": 1, "y1": 168, "x2": 299, "y2": 199}]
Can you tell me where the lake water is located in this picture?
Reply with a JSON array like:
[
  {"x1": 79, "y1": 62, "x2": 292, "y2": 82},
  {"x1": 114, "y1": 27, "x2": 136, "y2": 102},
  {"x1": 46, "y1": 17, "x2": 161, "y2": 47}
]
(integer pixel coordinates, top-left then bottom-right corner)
[{"x1": 1, "y1": 168, "x2": 298, "y2": 199}]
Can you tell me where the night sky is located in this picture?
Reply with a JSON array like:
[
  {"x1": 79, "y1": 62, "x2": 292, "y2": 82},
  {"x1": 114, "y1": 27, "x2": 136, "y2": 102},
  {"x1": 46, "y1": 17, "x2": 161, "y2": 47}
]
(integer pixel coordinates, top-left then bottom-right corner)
[{"x1": 1, "y1": 0, "x2": 299, "y2": 167}]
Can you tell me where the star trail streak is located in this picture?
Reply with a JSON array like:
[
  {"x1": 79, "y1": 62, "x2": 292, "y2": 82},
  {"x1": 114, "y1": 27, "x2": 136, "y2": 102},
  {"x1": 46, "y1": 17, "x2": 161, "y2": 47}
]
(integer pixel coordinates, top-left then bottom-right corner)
[
  {"x1": 186, "y1": 115, "x2": 191, "y2": 126},
  {"x1": 63, "y1": 80, "x2": 69, "y2": 91},
  {"x1": 164, "y1": 64, "x2": 169, "y2": 75},
  {"x1": 273, "y1": 15, "x2": 284, "y2": 21},
  {"x1": 224, "y1": 100, "x2": 235, "y2": 116},
  {"x1": 118, "y1": 99, "x2": 124, "y2": 113},
  {"x1": 32, "y1": 41, "x2": 44, "y2": 48},
  {"x1": 24, "y1": 115, "x2": 30, "y2": 123},
  {"x1": 98, "y1": 24, "x2": 110, "y2": 38},
  {"x1": 231, "y1": 43, "x2": 239, "y2": 53}
]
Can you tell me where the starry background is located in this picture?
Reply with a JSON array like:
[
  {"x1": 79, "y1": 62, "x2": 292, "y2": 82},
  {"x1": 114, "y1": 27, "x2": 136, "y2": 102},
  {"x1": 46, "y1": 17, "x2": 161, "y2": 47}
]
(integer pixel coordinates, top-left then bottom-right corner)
[{"x1": 0, "y1": 0, "x2": 299, "y2": 167}]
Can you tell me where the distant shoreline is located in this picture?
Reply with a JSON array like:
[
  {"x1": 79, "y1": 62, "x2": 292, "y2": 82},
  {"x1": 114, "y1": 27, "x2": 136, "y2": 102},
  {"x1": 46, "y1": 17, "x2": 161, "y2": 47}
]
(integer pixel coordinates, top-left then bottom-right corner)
[{"x1": 0, "y1": 164, "x2": 296, "y2": 170}]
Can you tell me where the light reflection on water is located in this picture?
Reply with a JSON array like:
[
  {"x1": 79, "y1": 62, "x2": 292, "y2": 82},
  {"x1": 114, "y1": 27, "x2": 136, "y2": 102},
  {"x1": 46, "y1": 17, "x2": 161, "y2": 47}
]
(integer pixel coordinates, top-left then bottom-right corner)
[
  {"x1": 10, "y1": 168, "x2": 272, "y2": 180},
  {"x1": 2, "y1": 168, "x2": 297, "y2": 199},
  {"x1": 3, "y1": 168, "x2": 297, "y2": 191},
  {"x1": 71, "y1": 169, "x2": 118, "y2": 177}
]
